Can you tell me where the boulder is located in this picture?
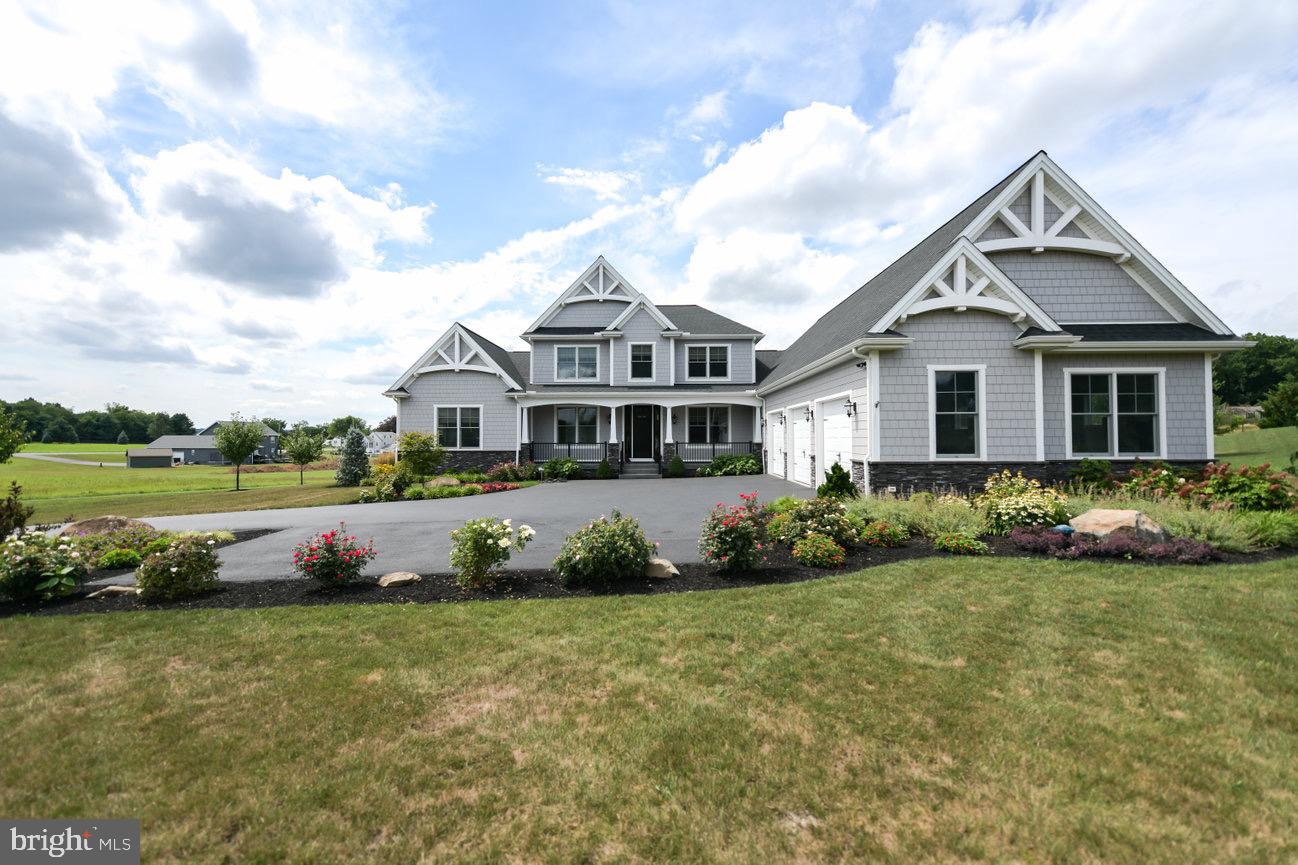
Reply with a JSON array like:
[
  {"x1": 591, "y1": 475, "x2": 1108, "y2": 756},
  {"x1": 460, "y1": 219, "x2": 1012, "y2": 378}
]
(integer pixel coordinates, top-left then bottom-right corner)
[
  {"x1": 59, "y1": 515, "x2": 152, "y2": 536},
  {"x1": 428, "y1": 477, "x2": 461, "y2": 487},
  {"x1": 378, "y1": 571, "x2": 421, "y2": 588},
  {"x1": 87, "y1": 585, "x2": 141, "y2": 598},
  {"x1": 1069, "y1": 509, "x2": 1169, "y2": 544},
  {"x1": 644, "y1": 557, "x2": 680, "y2": 580}
]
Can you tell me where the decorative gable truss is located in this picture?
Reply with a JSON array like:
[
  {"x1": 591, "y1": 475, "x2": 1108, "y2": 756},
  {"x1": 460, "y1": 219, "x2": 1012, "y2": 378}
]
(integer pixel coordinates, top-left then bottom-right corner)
[
  {"x1": 962, "y1": 152, "x2": 1232, "y2": 333},
  {"x1": 386, "y1": 323, "x2": 522, "y2": 395},
  {"x1": 524, "y1": 256, "x2": 642, "y2": 334},
  {"x1": 872, "y1": 238, "x2": 1061, "y2": 333},
  {"x1": 603, "y1": 295, "x2": 679, "y2": 333}
]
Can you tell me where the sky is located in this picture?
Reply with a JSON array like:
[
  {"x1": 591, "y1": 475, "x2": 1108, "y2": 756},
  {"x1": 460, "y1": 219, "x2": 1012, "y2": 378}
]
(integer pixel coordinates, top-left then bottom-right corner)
[{"x1": 1, "y1": 0, "x2": 1296, "y2": 425}]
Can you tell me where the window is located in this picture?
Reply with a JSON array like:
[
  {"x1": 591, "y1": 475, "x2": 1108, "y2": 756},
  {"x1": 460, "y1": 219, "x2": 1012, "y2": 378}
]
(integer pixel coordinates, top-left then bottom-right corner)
[
  {"x1": 687, "y1": 407, "x2": 729, "y2": 444},
  {"x1": 556, "y1": 345, "x2": 598, "y2": 380},
  {"x1": 629, "y1": 343, "x2": 654, "y2": 380},
  {"x1": 436, "y1": 406, "x2": 481, "y2": 449},
  {"x1": 1069, "y1": 371, "x2": 1160, "y2": 457},
  {"x1": 687, "y1": 345, "x2": 729, "y2": 379},
  {"x1": 556, "y1": 406, "x2": 598, "y2": 444},
  {"x1": 932, "y1": 369, "x2": 980, "y2": 458}
]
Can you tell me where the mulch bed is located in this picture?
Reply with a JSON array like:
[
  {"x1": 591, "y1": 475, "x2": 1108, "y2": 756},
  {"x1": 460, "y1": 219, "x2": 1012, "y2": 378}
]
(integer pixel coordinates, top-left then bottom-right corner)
[{"x1": 3, "y1": 537, "x2": 1293, "y2": 619}]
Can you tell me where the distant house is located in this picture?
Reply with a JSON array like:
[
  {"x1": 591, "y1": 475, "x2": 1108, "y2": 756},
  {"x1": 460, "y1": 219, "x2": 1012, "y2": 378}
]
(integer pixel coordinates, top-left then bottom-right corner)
[
  {"x1": 145, "y1": 421, "x2": 281, "y2": 466},
  {"x1": 325, "y1": 431, "x2": 396, "y2": 456},
  {"x1": 125, "y1": 448, "x2": 173, "y2": 468}
]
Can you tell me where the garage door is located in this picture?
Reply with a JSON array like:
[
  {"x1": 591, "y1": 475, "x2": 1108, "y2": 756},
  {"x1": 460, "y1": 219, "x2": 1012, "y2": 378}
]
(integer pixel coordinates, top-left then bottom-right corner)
[
  {"x1": 767, "y1": 411, "x2": 786, "y2": 478},
  {"x1": 818, "y1": 399, "x2": 852, "y2": 484},
  {"x1": 791, "y1": 411, "x2": 811, "y2": 485}
]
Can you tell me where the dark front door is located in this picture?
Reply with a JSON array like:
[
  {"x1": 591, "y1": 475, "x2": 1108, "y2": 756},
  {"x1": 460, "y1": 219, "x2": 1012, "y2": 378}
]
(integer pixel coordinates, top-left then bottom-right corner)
[{"x1": 630, "y1": 405, "x2": 654, "y2": 460}]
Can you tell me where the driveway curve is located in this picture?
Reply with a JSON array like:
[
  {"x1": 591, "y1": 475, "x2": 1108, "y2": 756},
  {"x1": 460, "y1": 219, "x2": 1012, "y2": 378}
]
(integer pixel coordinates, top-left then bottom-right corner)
[
  {"x1": 15, "y1": 453, "x2": 127, "y2": 467},
  {"x1": 144, "y1": 476, "x2": 809, "y2": 581}
]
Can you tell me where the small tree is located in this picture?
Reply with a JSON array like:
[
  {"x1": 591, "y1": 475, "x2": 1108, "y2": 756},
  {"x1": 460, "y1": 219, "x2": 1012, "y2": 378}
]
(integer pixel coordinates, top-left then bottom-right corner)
[
  {"x1": 374, "y1": 415, "x2": 397, "y2": 433},
  {"x1": 1260, "y1": 379, "x2": 1298, "y2": 429},
  {"x1": 116, "y1": 430, "x2": 129, "y2": 445},
  {"x1": 214, "y1": 414, "x2": 266, "y2": 491},
  {"x1": 327, "y1": 415, "x2": 371, "y2": 439},
  {"x1": 281, "y1": 427, "x2": 325, "y2": 485},
  {"x1": 335, "y1": 426, "x2": 371, "y2": 486},
  {"x1": 0, "y1": 409, "x2": 27, "y2": 464},
  {"x1": 397, "y1": 430, "x2": 445, "y2": 479}
]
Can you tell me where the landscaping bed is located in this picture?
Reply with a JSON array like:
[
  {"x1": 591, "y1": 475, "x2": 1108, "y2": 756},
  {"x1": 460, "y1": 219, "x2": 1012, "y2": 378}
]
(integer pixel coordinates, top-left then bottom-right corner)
[{"x1": 6, "y1": 537, "x2": 1291, "y2": 618}]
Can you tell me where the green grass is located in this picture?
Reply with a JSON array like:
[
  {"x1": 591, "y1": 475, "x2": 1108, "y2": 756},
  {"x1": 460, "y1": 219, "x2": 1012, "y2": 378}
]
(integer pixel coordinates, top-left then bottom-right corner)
[
  {"x1": 19, "y1": 442, "x2": 146, "y2": 453},
  {"x1": 2, "y1": 557, "x2": 1297, "y2": 863},
  {"x1": 1215, "y1": 425, "x2": 1297, "y2": 471},
  {"x1": 26, "y1": 484, "x2": 362, "y2": 523}
]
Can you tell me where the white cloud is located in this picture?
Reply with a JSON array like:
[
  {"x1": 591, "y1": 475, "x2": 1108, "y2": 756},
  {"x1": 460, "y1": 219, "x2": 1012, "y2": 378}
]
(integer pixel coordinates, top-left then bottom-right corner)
[
  {"x1": 676, "y1": 90, "x2": 730, "y2": 139},
  {"x1": 540, "y1": 166, "x2": 640, "y2": 202},
  {"x1": 701, "y1": 141, "x2": 727, "y2": 168}
]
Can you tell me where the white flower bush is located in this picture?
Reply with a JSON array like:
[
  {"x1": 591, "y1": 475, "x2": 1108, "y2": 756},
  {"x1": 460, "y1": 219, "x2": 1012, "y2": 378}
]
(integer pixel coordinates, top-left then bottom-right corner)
[
  {"x1": 552, "y1": 510, "x2": 655, "y2": 587},
  {"x1": 0, "y1": 529, "x2": 89, "y2": 602},
  {"x1": 449, "y1": 517, "x2": 535, "y2": 589},
  {"x1": 975, "y1": 470, "x2": 1069, "y2": 535}
]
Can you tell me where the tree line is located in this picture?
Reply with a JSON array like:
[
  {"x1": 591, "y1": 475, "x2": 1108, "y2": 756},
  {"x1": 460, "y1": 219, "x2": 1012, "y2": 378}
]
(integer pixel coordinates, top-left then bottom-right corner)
[
  {"x1": 0, "y1": 399, "x2": 198, "y2": 444},
  {"x1": 1214, "y1": 333, "x2": 1298, "y2": 428}
]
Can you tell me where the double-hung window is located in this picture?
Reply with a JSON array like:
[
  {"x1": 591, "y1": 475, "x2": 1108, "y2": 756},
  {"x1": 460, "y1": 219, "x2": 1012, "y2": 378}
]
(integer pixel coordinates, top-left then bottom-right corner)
[
  {"x1": 687, "y1": 407, "x2": 729, "y2": 444},
  {"x1": 555, "y1": 345, "x2": 598, "y2": 381},
  {"x1": 556, "y1": 406, "x2": 598, "y2": 444},
  {"x1": 1069, "y1": 371, "x2": 1160, "y2": 457},
  {"x1": 629, "y1": 343, "x2": 654, "y2": 380},
  {"x1": 931, "y1": 368, "x2": 982, "y2": 459},
  {"x1": 436, "y1": 406, "x2": 480, "y2": 449},
  {"x1": 687, "y1": 345, "x2": 729, "y2": 379}
]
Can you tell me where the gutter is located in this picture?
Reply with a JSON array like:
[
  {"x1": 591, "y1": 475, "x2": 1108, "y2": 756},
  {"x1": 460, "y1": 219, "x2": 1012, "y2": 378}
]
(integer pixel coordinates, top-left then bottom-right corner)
[{"x1": 1050, "y1": 339, "x2": 1255, "y2": 353}]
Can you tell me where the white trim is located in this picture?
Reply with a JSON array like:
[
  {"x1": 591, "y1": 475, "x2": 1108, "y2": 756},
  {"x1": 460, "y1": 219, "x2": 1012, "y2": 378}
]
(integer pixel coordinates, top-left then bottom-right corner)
[
  {"x1": 766, "y1": 408, "x2": 787, "y2": 479},
  {"x1": 627, "y1": 341, "x2": 656, "y2": 382},
  {"x1": 1204, "y1": 353, "x2": 1216, "y2": 461},
  {"x1": 1062, "y1": 368, "x2": 1167, "y2": 460},
  {"x1": 605, "y1": 296, "x2": 678, "y2": 331},
  {"x1": 870, "y1": 238, "x2": 1060, "y2": 334},
  {"x1": 684, "y1": 343, "x2": 732, "y2": 381},
  {"x1": 388, "y1": 323, "x2": 523, "y2": 393},
  {"x1": 553, "y1": 344, "x2": 600, "y2": 382},
  {"x1": 927, "y1": 365, "x2": 987, "y2": 461},
  {"x1": 524, "y1": 257, "x2": 638, "y2": 333},
  {"x1": 751, "y1": 341, "x2": 757, "y2": 386},
  {"x1": 1033, "y1": 350, "x2": 1045, "y2": 461},
  {"x1": 514, "y1": 403, "x2": 521, "y2": 464},
  {"x1": 669, "y1": 337, "x2": 677, "y2": 386},
  {"x1": 432, "y1": 404, "x2": 485, "y2": 451},
  {"x1": 552, "y1": 405, "x2": 600, "y2": 446},
  {"x1": 868, "y1": 350, "x2": 881, "y2": 461}
]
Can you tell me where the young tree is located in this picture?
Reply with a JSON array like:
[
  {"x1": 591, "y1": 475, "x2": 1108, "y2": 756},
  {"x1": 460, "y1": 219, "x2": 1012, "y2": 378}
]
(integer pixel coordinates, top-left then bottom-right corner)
[
  {"x1": 327, "y1": 415, "x2": 370, "y2": 439},
  {"x1": 214, "y1": 414, "x2": 266, "y2": 491},
  {"x1": 281, "y1": 427, "x2": 325, "y2": 485},
  {"x1": 116, "y1": 430, "x2": 129, "y2": 444},
  {"x1": 0, "y1": 408, "x2": 27, "y2": 464},
  {"x1": 335, "y1": 426, "x2": 371, "y2": 486},
  {"x1": 1260, "y1": 379, "x2": 1298, "y2": 429},
  {"x1": 397, "y1": 430, "x2": 445, "y2": 479}
]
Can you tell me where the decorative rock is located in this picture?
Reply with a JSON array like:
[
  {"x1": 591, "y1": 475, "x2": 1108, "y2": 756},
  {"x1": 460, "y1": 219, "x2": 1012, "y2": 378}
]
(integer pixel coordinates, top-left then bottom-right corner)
[
  {"x1": 59, "y1": 515, "x2": 153, "y2": 536},
  {"x1": 1069, "y1": 509, "x2": 1169, "y2": 544},
  {"x1": 87, "y1": 585, "x2": 140, "y2": 598},
  {"x1": 378, "y1": 571, "x2": 421, "y2": 588},
  {"x1": 644, "y1": 557, "x2": 680, "y2": 580}
]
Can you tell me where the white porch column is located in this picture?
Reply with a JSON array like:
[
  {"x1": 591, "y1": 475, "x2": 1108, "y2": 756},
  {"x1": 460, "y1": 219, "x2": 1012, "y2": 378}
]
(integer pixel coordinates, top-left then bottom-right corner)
[
  {"x1": 664, "y1": 406, "x2": 674, "y2": 443},
  {"x1": 753, "y1": 404, "x2": 763, "y2": 443},
  {"x1": 514, "y1": 403, "x2": 521, "y2": 464},
  {"x1": 609, "y1": 405, "x2": 618, "y2": 442}
]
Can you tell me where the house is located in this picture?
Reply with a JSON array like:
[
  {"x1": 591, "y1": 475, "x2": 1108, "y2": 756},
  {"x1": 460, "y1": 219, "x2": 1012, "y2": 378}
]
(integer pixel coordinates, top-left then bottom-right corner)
[
  {"x1": 324, "y1": 431, "x2": 395, "y2": 455},
  {"x1": 147, "y1": 421, "x2": 281, "y2": 465},
  {"x1": 386, "y1": 152, "x2": 1249, "y2": 490}
]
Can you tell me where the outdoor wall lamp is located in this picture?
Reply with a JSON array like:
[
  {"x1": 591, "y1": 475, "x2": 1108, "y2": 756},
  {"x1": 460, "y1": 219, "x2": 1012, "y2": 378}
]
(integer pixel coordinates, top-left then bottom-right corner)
[
  {"x1": 843, "y1": 397, "x2": 857, "y2": 418},
  {"x1": 804, "y1": 407, "x2": 813, "y2": 423}
]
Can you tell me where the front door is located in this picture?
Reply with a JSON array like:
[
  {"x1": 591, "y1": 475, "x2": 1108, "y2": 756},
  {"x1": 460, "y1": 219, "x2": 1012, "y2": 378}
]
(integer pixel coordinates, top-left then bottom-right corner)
[{"x1": 630, "y1": 405, "x2": 655, "y2": 460}]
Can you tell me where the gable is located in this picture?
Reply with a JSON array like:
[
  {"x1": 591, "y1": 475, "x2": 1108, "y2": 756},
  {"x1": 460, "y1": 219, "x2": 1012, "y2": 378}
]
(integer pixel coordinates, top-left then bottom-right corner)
[
  {"x1": 387, "y1": 323, "x2": 522, "y2": 394},
  {"x1": 524, "y1": 257, "x2": 640, "y2": 333},
  {"x1": 988, "y1": 251, "x2": 1175, "y2": 323},
  {"x1": 962, "y1": 153, "x2": 1229, "y2": 333}
]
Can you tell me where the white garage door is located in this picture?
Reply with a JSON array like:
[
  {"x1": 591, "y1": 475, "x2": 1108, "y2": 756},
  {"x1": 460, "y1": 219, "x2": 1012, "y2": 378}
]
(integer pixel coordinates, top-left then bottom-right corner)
[
  {"x1": 818, "y1": 400, "x2": 852, "y2": 484},
  {"x1": 791, "y1": 411, "x2": 811, "y2": 485},
  {"x1": 767, "y1": 411, "x2": 786, "y2": 478}
]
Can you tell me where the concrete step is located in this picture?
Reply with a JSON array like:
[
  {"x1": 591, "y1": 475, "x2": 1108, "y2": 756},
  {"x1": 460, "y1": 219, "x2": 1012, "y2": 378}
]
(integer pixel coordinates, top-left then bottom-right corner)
[{"x1": 619, "y1": 464, "x2": 660, "y2": 478}]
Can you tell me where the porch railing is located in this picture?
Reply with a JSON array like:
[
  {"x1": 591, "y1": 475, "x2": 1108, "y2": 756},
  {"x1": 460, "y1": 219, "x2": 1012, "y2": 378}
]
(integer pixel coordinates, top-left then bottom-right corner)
[
  {"x1": 530, "y1": 442, "x2": 608, "y2": 462},
  {"x1": 674, "y1": 441, "x2": 760, "y2": 462}
]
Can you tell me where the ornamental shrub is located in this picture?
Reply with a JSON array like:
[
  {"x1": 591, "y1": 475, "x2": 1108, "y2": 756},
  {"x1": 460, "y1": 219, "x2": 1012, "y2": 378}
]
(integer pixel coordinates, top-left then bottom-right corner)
[
  {"x1": 403, "y1": 486, "x2": 427, "y2": 500},
  {"x1": 369, "y1": 462, "x2": 419, "y2": 502},
  {"x1": 976, "y1": 470, "x2": 1069, "y2": 534},
  {"x1": 859, "y1": 520, "x2": 908, "y2": 548},
  {"x1": 774, "y1": 498, "x2": 860, "y2": 548},
  {"x1": 449, "y1": 517, "x2": 535, "y2": 589},
  {"x1": 595, "y1": 458, "x2": 617, "y2": 480},
  {"x1": 61, "y1": 523, "x2": 166, "y2": 562},
  {"x1": 335, "y1": 426, "x2": 371, "y2": 486},
  {"x1": 553, "y1": 510, "x2": 655, "y2": 586},
  {"x1": 766, "y1": 512, "x2": 794, "y2": 545},
  {"x1": 1069, "y1": 458, "x2": 1115, "y2": 489},
  {"x1": 816, "y1": 462, "x2": 860, "y2": 499},
  {"x1": 696, "y1": 453, "x2": 761, "y2": 477},
  {"x1": 487, "y1": 461, "x2": 535, "y2": 482},
  {"x1": 543, "y1": 457, "x2": 582, "y2": 481},
  {"x1": 663, "y1": 454, "x2": 687, "y2": 478},
  {"x1": 97, "y1": 548, "x2": 142, "y2": 570},
  {"x1": 136, "y1": 536, "x2": 222, "y2": 600},
  {"x1": 0, "y1": 530, "x2": 90, "y2": 602},
  {"x1": 1008, "y1": 525, "x2": 1073, "y2": 553},
  {"x1": 699, "y1": 492, "x2": 768, "y2": 571},
  {"x1": 0, "y1": 481, "x2": 35, "y2": 541},
  {"x1": 792, "y1": 532, "x2": 845, "y2": 568},
  {"x1": 766, "y1": 496, "x2": 802, "y2": 515},
  {"x1": 933, "y1": 531, "x2": 989, "y2": 555},
  {"x1": 290, "y1": 524, "x2": 377, "y2": 586},
  {"x1": 1121, "y1": 461, "x2": 1296, "y2": 510},
  {"x1": 478, "y1": 482, "x2": 521, "y2": 493}
]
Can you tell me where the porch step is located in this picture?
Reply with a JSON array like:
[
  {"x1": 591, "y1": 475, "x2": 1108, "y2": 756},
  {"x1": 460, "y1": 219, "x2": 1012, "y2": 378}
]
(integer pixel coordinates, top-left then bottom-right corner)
[{"x1": 619, "y1": 463, "x2": 660, "y2": 479}]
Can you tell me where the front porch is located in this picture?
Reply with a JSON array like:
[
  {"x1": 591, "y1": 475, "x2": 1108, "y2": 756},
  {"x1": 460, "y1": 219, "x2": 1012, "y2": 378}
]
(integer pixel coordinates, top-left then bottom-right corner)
[{"x1": 515, "y1": 397, "x2": 764, "y2": 476}]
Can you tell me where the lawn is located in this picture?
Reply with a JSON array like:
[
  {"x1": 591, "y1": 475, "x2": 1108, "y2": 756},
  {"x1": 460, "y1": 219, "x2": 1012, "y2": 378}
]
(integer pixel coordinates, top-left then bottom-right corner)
[
  {"x1": 2, "y1": 557, "x2": 1296, "y2": 863},
  {"x1": 19, "y1": 442, "x2": 147, "y2": 453},
  {"x1": 0, "y1": 459, "x2": 353, "y2": 522},
  {"x1": 1216, "y1": 425, "x2": 1297, "y2": 471}
]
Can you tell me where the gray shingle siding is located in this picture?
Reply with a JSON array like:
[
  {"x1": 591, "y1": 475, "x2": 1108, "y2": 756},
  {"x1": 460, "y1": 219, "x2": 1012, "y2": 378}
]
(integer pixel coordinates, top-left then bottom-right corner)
[
  {"x1": 1042, "y1": 352, "x2": 1209, "y2": 460},
  {"x1": 399, "y1": 370, "x2": 517, "y2": 451},
  {"x1": 989, "y1": 250, "x2": 1174, "y2": 323},
  {"x1": 544, "y1": 301, "x2": 628, "y2": 329},
  {"x1": 674, "y1": 339, "x2": 755, "y2": 384},
  {"x1": 878, "y1": 312, "x2": 1036, "y2": 462},
  {"x1": 610, "y1": 308, "x2": 670, "y2": 386}
]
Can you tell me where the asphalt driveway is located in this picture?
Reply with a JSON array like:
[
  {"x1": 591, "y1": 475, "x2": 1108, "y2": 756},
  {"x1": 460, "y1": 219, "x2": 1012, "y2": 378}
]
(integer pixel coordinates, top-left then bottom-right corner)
[{"x1": 143, "y1": 476, "x2": 809, "y2": 581}]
